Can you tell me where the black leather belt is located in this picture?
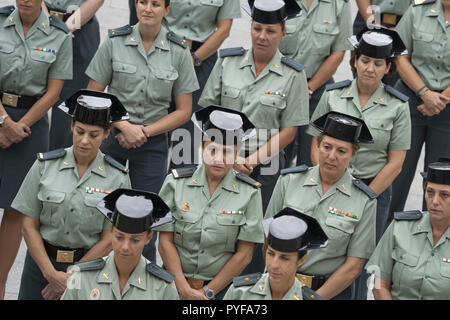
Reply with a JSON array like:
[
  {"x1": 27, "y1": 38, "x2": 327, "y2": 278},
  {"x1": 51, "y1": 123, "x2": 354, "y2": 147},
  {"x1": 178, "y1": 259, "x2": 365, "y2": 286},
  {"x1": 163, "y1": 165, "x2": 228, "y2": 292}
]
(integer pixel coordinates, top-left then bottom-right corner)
[
  {"x1": 46, "y1": 5, "x2": 70, "y2": 22},
  {"x1": 296, "y1": 273, "x2": 330, "y2": 290},
  {"x1": 381, "y1": 13, "x2": 402, "y2": 28},
  {"x1": 186, "y1": 39, "x2": 204, "y2": 52},
  {"x1": 0, "y1": 92, "x2": 40, "y2": 109},
  {"x1": 44, "y1": 240, "x2": 87, "y2": 264}
]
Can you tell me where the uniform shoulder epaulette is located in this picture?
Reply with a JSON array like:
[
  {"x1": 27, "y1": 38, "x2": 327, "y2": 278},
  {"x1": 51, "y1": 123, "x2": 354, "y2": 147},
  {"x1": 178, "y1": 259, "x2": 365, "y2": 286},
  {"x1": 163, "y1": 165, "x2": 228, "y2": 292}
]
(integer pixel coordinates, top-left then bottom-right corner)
[
  {"x1": 352, "y1": 179, "x2": 377, "y2": 199},
  {"x1": 219, "y1": 47, "x2": 246, "y2": 58},
  {"x1": 394, "y1": 210, "x2": 423, "y2": 221},
  {"x1": 413, "y1": 0, "x2": 436, "y2": 7},
  {"x1": 166, "y1": 31, "x2": 188, "y2": 48},
  {"x1": 232, "y1": 273, "x2": 262, "y2": 288},
  {"x1": 49, "y1": 15, "x2": 70, "y2": 34},
  {"x1": 236, "y1": 172, "x2": 262, "y2": 189},
  {"x1": 302, "y1": 286, "x2": 324, "y2": 300},
  {"x1": 281, "y1": 56, "x2": 304, "y2": 72},
  {"x1": 281, "y1": 165, "x2": 309, "y2": 175},
  {"x1": 385, "y1": 85, "x2": 409, "y2": 102},
  {"x1": 146, "y1": 263, "x2": 175, "y2": 283},
  {"x1": 0, "y1": 5, "x2": 15, "y2": 15},
  {"x1": 108, "y1": 24, "x2": 132, "y2": 38},
  {"x1": 326, "y1": 80, "x2": 352, "y2": 91},
  {"x1": 104, "y1": 154, "x2": 128, "y2": 173},
  {"x1": 37, "y1": 148, "x2": 66, "y2": 161},
  {"x1": 75, "y1": 258, "x2": 106, "y2": 272},
  {"x1": 171, "y1": 166, "x2": 197, "y2": 179}
]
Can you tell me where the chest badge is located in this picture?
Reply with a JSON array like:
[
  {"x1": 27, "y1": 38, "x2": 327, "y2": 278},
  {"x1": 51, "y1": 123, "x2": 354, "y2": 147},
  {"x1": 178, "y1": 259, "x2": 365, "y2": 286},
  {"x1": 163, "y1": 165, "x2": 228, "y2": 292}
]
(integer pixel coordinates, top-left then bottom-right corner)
[
  {"x1": 443, "y1": 258, "x2": 450, "y2": 263},
  {"x1": 323, "y1": 20, "x2": 332, "y2": 24},
  {"x1": 181, "y1": 202, "x2": 190, "y2": 212},
  {"x1": 265, "y1": 91, "x2": 286, "y2": 97},
  {"x1": 220, "y1": 210, "x2": 244, "y2": 215},
  {"x1": 33, "y1": 46, "x2": 56, "y2": 54},
  {"x1": 90, "y1": 288, "x2": 101, "y2": 300},
  {"x1": 86, "y1": 187, "x2": 112, "y2": 195},
  {"x1": 328, "y1": 207, "x2": 359, "y2": 220}
]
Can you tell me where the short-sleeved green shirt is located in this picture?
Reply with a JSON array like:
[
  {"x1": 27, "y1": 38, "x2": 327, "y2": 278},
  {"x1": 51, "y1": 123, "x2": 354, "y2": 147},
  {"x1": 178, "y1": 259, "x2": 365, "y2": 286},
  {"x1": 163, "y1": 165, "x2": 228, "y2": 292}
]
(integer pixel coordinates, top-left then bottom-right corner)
[
  {"x1": 223, "y1": 273, "x2": 306, "y2": 300},
  {"x1": 0, "y1": 8, "x2": 72, "y2": 96},
  {"x1": 396, "y1": 0, "x2": 450, "y2": 91},
  {"x1": 265, "y1": 166, "x2": 377, "y2": 275},
  {"x1": 278, "y1": 0, "x2": 352, "y2": 78},
  {"x1": 11, "y1": 147, "x2": 131, "y2": 249},
  {"x1": 165, "y1": 0, "x2": 241, "y2": 42},
  {"x1": 153, "y1": 165, "x2": 265, "y2": 280},
  {"x1": 198, "y1": 48, "x2": 309, "y2": 154},
  {"x1": 367, "y1": 212, "x2": 450, "y2": 300},
  {"x1": 85, "y1": 24, "x2": 199, "y2": 126},
  {"x1": 61, "y1": 252, "x2": 179, "y2": 300},
  {"x1": 307, "y1": 79, "x2": 411, "y2": 179}
]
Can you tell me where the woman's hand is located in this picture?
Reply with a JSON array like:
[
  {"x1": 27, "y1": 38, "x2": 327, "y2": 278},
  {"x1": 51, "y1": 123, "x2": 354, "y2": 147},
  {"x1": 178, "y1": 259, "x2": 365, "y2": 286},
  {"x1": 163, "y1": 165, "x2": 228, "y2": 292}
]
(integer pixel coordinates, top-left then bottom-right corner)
[
  {"x1": 233, "y1": 156, "x2": 254, "y2": 175},
  {"x1": 42, "y1": 270, "x2": 71, "y2": 300},
  {"x1": 0, "y1": 129, "x2": 13, "y2": 149},
  {"x1": 115, "y1": 122, "x2": 147, "y2": 149},
  {"x1": 2, "y1": 119, "x2": 31, "y2": 143},
  {"x1": 419, "y1": 90, "x2": 450, "y2": 116},
  {"x1": 179, "y1": 287, "x2": 208, "y2": 300}
]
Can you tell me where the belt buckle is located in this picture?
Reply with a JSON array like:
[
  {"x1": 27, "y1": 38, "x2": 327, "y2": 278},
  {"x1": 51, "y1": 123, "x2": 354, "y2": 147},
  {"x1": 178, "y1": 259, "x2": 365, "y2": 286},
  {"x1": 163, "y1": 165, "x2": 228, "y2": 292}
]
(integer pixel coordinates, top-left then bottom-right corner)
[
  {"x1": 187, "y1": 277, "x2": 204, "y2": 290},
  {"x1": 186, "y1": 39, "x2": 193, "y2": 50},
  {"x1": 49, "y1": 10, "x2": 65, "y2": 21},
  {"x1": 2, "y1": 93, "x2": 20, "y2": 108},
  {"x1": 56, "y1": 250, "x2": 74, "y2": 263},
  {"x1": 296, "y1": 273, "x2": 314, "y2": 288},
  {"x1": 382, "y1": 13, "x2": 397, "y2": 27}
]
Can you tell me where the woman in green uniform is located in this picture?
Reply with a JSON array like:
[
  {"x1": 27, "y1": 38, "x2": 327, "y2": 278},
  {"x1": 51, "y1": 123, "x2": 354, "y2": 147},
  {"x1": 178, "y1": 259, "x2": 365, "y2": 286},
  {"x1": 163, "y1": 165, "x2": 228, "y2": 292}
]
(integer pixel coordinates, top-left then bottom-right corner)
[
  {"x1": 11, "y1": 90, "x2": 131, "y2": 300},
  {"x1": 224, "y1": 207, "x2": 327, "y2": 300},
  {"x1": 367, "y1": 159, "x2": 450, "y2": 300},
  {"x1": 266, "y1": 111, "x2": 377, "y2": 300},
  {"x1": 0, "y1": 0, "x2": 72, "y2": 299},
  {"x1": 155, "y1": 106, "x2": 265, "y2": 300},
  {"x1": 85, "y1": 0, "x2": 199, "y2": 263},
  {"x1": 62, "y1": 188, "x2": 179, "y2": 300}
]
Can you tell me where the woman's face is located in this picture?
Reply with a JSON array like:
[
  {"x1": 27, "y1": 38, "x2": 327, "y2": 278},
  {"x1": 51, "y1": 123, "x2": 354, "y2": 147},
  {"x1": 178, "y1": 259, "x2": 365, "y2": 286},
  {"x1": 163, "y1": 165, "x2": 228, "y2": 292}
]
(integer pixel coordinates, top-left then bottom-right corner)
[
  {"x1": 72, "y1": 121, "x2": 109, "y2": 160},
  {"x1": 354, "y1": 54, "x2": 391, "y2": 88},
  {"x1": 202, "y1": 141, "x2": 237, "y2": 180},
  {"x1": 111, "y1": 227, "x2": 153, "y2": 264},
  {"x1": 251, "y1": 21, "x2": 286, "y2": 59},
  {"x1": 16, "y1": 0, "x2": 42, "y2": 18},
  {"x1": 266, "y1": 246, "x2": 305, "y2": 287},
  {"x1": 425, "y1": 182, "x2": 450, "y2": 222},
  {"x1": 318, "y1": 135, "x2": 354, "y2": 181},
  {"x1": 135, "y1": 0, "x2": 169, "y2": 28}
]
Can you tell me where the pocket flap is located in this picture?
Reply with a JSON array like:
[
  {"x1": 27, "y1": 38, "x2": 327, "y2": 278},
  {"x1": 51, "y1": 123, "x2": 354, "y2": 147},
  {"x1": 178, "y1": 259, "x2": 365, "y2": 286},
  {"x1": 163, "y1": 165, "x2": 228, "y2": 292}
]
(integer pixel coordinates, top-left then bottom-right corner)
[
  {"x1": 440, "y1": 261, "x2": 450, "y2": 278},
  {"x1": 222, "y1": 86, "x2": 240, "y2": 99},
  {"x1": 313, "y1": 23, "x2": 339, "y2": 35},
  {"x1": 38, "y1": 190, "x2": 65, "y2": 203},
  {"x1": 216, "y1": 213, "x2": 246, "y2": 226},
  {"x1": 112, "y1": 61, "x2": 137, "y2": 74},
  {"x1": 201, "y1": 0, "x2": 223, "y2": 6},
  {"x1": 0, "y1": 42, "x2": 14, "y2": 54},
  {"x1": 325, "y1": 216, "x2": 355, "y2": 234},
  {"x1": 152, "y1": 68, "x2": 179, "y2": 81},
  {"x1": 84, "y1": 196, "x2": 104, "y2": 208},
  {"x1": 259, "y1": 95, "x2": 286, "y2": 109},
  {"x1": 412, "y1": 31, "x2": 433, "y2": 42},
  {"x1": 391, "y1": 248, "x2": 419, "y2": 267},
  {"x1": 172, "y1": 209, "x2": 201, "y2": 224},
  {"x1": 368, "y1": 119, "x2": 393, "y2": 130},
  {"x1": 30, "y1": 50, "x2": 56, "y2": 63}
]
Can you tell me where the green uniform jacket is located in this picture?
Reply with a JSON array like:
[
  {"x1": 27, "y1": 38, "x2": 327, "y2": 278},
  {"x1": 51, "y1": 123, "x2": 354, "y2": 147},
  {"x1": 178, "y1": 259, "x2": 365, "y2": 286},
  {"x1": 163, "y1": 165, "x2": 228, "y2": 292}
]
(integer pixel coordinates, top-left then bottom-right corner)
[
  {"x1": 85, "y1": 24, "x2": 199, "y2": 126},
  {"x1": 396, "y1": 0, "x2": 450, "y2": 91},
  {"x1": 307, "y1": 79, "x2": 411, "y2": 179},
  {"x1": 11, "y1": 147, "x2": 131, "y2": 249},
  {"x1": 199, "y1": 48, "x2": 309, "y2": 154},
  {"x1": 0, "y1": 7, "x2": 72, "y2": 96},
  {"x1": 279, "y1": 0, "x2": 352, "y2": 78},
  {"x1": 266, "y1": 166, "x2": 377, "y2": 275},
  {"x1": 367, "y1": 211, "x2": 450, "y2": 300},
  {"x1": 61, "y1": 252, "x2": 179, "y2": 300},
  {"x1": 154, "y1": 165, "x2": 265, "y2": 280}
]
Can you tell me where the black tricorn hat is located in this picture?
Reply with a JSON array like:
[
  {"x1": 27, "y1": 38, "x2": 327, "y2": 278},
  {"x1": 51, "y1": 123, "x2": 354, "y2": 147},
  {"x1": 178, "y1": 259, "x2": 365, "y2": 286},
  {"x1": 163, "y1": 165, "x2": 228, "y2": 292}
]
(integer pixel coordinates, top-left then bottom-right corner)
[
  {"x1": 263, "y1": 207, "x2": 328, "y2": 252},
  {"x1": 420, "y1": 158, "x2": 450, "y2": 185},
  {"x1": 311, "y1": 111, "x2": 373, "y2": 144},
  {"x1": 243, "y1": 0, "x2": 301, "y2": 24},
  {"x1": 96, "y1": 189, "x2": 172, "y2": 234},
  {"x1": 349, "y1": 26, "x2": 406, "y2": 59},
  {"x1": 192, "y1": 105, "x2": 256, "y2": 145},
  {"x1": 58, "y1": 89, "x2": 129, "y2": 126}
]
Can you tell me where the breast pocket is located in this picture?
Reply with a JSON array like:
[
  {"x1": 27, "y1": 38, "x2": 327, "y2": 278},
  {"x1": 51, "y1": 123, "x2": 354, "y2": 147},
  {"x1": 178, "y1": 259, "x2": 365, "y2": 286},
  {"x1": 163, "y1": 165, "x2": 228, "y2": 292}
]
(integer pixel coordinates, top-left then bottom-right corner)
[
  {"x1": 312, "y1": 24, "x2": 339, "y2": 55},
  {"x1": 216, "y1": 213, "x2": 247, "y2": 252},
  {"x1": 278, "y1": 20, "x2": 300, "y2": 56},
  {"x1": 30, "y1": 50, "x2": 56, "y2": 76},
  {"x1": 149, "y1": 68, "x2": 179, "y2": 102},
  {"x1": 439, "y1": 261, "x2": 450, "y2": 299},
  {"x1": 80, "y1": 196, "x2": 107, "y2": 233},
  {"x1": 367, "y1": 119, "x2": 393, "y2": 150},
  {"x1": 37, "y1": 189, "x2": 66, "y2": 227},
  {"x1": 221, "y1": 86, "x2": 242, "y2": 109},
  {"x1": 391, "y1": 247, "x2": 419, "y2": 291},
  {"x1": 171, "y1": 208, "x2": 201, "y2": 249},
  {"x1": 254, "y1": 95, "x2": 286, "y2": 127},
  {"x1": 411, "y1": 31, "x2": 434, "y2": 66},
  {"x1": 112, "y1": 61, "x2": 138, "y2": 94}
]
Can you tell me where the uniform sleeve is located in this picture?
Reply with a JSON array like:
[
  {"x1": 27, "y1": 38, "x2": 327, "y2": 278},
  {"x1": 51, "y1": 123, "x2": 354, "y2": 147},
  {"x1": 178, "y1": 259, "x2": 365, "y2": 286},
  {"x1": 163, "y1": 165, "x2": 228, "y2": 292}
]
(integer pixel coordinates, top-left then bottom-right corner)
[
  {"x1": 48, "y1": 34, "x2": 73, "y2": 80},
  {"x1": 11, "y1": 160, "x2": 43, "y2": 220},
  {"x1": 331, "y1": 1, "x2": 353, "y2": 52},
  {"x1": 223, "y1": 285, "x2": 240, "y2": 300},
  {"x1": 198, "y1": 58, "x2": 224, "y2": 107},
  {"x1": 366, "y1": 221, "x2": 396, "y2": 283},
  {"x1": 306, "y1": 90, "x2": 331, "y2": 137},
  {"x1": 280, "y1": 70, "x2": 309, "y2": 127},
  {"x1": 217, "y1": 0, "x2": 242, "y2": 20},
  {"x1": 85, "y1": 37, "x2": 114, "y2": 86},
  {"x1": 347, "y1": 197, "x2": 376, "y2": 259},
  {"x1": 237, "y1": 189, "x2": 264, "y2": 244},
  {"x1": 153, "y1": 175, "x2": 176, "y2": 233},
  {"x1": 264, "y1": 175, "x2": 288, "y2": 219},
  {"x1": 163, "y1": 282, "x2": 180, "y2": 300},
  {"x1": 172, "y1": 47, "x2": 200, "y2": 96},
  {"x1": 395, "y1": 5, "x2": 414, "y2": 53},
  {"x1": 388, "y1": 101, "x2": 411, "y2": 150}
]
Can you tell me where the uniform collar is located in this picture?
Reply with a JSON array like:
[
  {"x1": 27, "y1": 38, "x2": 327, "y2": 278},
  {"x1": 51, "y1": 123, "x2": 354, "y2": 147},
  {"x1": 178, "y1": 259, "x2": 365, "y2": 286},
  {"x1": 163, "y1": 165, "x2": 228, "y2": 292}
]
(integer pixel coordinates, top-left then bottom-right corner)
[
  {"x1": 3, "y1": 8, "x2": 19, "y2": 28},
  {"x1": 249, "y1": 273, "x2": 270, "y2": 297},
  {"x1": 97, "y1": 252, "x2": 116, "y2": 285},
  {"x1": 59, "y1": 147, "x2": 107, "y2": 178},
  {"x1": 340, "y1": 79, "x2": 358, "y2": 99},
  {"x1": 342, "y1": 79, "x2": 388, "y2": 107},
  {"x1": 240, "y1": 48, "x2": 284, "y2": 76},
  {"x1": 187, "y1": 165, "x2": 240, "y2": 193},
  {"x1": 412, "y1": 212, "x2": 432, "y2": 235},
  {"x1": 35, "y1": 9, "x2": 51, "y2": 35},
  {"x1": 303, "y1": 165, "x2": 353, "y2": 197},
  {"x1": 425, "y1": 2, "x2": 440, "y2": 17},
  {"x1": 125, "y1": 24, "x2": 170, "y2": 51},
  {"x1": 4, "y1": 9, "x2": 50, "y2": 35},
  {"x1": 127, "y1": 255, "x2": 148, "y2": 291}
]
